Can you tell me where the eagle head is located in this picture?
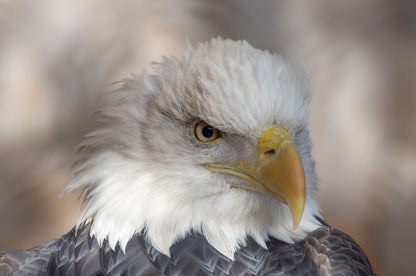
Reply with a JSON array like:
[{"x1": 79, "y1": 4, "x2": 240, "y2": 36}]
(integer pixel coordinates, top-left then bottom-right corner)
[{"x1": 66, "y1": 38, "x2": 321, "y2": 259}]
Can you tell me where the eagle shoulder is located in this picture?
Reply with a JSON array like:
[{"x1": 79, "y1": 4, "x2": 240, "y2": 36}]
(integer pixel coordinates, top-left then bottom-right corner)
[
  {"x1": 303, "y1": 223, "x2": 377, "y2": 275},
  {"x1": 0, "y1": 238, "x2": 58, "y2": 275}
]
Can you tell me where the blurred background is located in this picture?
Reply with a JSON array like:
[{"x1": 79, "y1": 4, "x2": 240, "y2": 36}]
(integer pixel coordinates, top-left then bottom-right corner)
[{"x1": 0, "y1": 0, "x2": 415, "y2": 275}]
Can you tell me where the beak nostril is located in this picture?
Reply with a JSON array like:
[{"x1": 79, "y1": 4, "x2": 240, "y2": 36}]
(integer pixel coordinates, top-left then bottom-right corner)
[{"x1": 264, "y1": 149, "x2": 276, "y2": 156}]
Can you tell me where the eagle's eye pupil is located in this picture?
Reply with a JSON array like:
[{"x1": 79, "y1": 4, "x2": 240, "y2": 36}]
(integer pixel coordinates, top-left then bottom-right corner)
[
  {"x1": 193, "y1": 120, "x2": 222, "y2": 143},
  {"x1": 202, "y1": 126, "x2": 214, "y2": 138}
]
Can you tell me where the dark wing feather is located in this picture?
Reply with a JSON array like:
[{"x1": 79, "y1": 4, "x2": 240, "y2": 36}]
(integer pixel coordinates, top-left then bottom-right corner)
[
  {"x1": 0, "y1": 223, "x2": 376, "y2": 275},
  {"x1": 0, "y1": 239, "x2": 60, "y2": 276},
  {"x1": 141, "y1": 232, "x2": 314, "y2": 275},
  {"x1": 303, "y1": 225, "x2": 376, "y2": 275}
]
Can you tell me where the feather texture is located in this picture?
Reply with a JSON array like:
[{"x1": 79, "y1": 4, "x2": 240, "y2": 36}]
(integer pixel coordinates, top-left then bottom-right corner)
[
  {"x1": 65, "y1": 38, "x2": 321, "y2": 258},
  {"x1": 0, "y1": 222, "x2": 375, "y2": 275}
]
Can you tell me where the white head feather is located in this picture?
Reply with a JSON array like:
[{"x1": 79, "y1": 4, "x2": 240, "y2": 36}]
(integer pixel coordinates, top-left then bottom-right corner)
[{"x1": 65, "y1": 38, "x2": 321, "y2": 259}]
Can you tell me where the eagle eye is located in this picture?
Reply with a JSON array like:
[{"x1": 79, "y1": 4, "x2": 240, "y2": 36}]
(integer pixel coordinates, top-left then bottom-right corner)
[{"x1": 193, "y1": 121, "x2": 222, "y2": 143}]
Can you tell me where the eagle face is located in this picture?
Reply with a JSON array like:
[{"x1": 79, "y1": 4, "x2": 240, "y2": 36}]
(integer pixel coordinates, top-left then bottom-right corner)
[{"x1": 66, "y1": 38, "x2": 321, "y2": 259}]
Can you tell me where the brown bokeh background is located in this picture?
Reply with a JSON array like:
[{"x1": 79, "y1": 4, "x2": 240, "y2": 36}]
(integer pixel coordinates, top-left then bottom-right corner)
[{"x1": 0, "y1": 1, "x2": 415, "y2": 275}]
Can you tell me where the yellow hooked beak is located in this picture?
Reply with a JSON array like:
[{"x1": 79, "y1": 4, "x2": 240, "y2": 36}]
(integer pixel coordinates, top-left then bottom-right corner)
[{"x1": 206, "y1": 126, "x2": 306, "y2": 229}]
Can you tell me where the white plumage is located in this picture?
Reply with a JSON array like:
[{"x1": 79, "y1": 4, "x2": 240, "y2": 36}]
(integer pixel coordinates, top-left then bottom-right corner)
[{"x1": 65, "y1": 38, "x2": 321, "y2": 259}]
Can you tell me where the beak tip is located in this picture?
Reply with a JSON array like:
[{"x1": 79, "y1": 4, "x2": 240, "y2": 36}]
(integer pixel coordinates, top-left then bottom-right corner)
[
  {"x1": 292, "y1": 217, "x2": 301, "y2": 230},
  {"x1": 288, "y1": 199, "x2": 305, "y2": 231}
]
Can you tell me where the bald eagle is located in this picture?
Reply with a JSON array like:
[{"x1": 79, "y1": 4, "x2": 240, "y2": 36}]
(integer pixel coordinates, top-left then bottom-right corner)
[{"x1": 0, "y1": 38, "x2": 375, "y2": 275}]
